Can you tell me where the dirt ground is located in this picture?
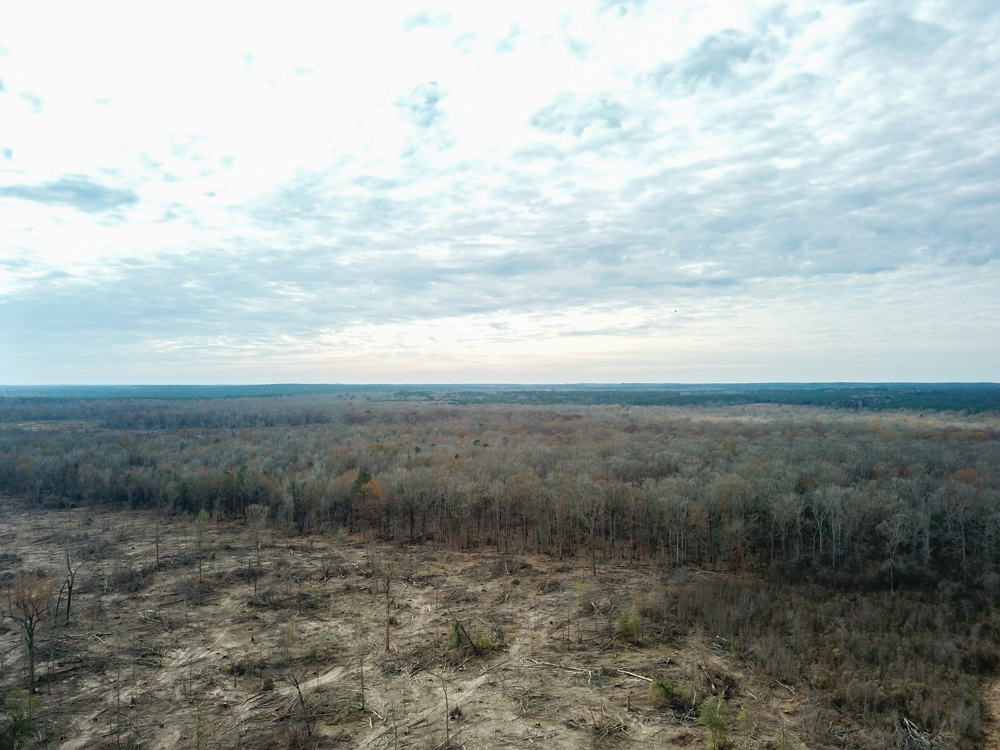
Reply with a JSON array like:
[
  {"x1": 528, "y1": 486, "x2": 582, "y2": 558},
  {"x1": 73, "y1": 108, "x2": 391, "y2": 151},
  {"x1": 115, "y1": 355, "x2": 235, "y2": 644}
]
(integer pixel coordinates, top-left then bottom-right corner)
[{"x1": 0, "y1": 506, "x2": 823, "y2": 749}]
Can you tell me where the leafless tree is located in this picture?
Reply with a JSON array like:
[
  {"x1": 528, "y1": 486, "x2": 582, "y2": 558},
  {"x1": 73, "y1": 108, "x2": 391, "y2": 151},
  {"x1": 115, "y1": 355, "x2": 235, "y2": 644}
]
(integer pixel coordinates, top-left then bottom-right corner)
[
  {"x1": 247, "y1": 503, "x2": 269, "y2": 567},
  {"x1": 880, "y1": 511, "x2": 911, "y2": 592},
  {"x1": 382, "y1": 562, "x2": 394, "y2": 653},
  {"x1": 2, "y1": 572, "x2": 56, "y2": 691},
  {"x1": 59, "y1": 542, "x2": 88, "y2": 625},
  {"x1": 576, "y1": 479, "x2": 605, "y2": 577}
]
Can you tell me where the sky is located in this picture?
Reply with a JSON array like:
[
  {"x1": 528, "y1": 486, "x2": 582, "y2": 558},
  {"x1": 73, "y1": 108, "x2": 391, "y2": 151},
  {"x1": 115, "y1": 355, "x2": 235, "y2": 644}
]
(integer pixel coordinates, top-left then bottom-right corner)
[{"x1": 1, "y1": 0, "x2": 998, "y2": 385}]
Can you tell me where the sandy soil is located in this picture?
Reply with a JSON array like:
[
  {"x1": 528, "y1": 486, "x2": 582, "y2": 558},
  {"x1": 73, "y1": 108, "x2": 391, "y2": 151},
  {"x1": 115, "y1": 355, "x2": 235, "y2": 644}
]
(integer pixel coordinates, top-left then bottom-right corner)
[{"x1": 0, "y1": 506, "x2": 815, "y2": 749}]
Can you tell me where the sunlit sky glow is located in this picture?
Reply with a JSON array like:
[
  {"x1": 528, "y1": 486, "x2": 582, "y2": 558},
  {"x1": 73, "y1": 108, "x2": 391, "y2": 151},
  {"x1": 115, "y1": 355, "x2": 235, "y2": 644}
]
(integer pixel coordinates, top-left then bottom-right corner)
[{"x1": 1, "y1": 1, "x2": 998, "y2": 384}]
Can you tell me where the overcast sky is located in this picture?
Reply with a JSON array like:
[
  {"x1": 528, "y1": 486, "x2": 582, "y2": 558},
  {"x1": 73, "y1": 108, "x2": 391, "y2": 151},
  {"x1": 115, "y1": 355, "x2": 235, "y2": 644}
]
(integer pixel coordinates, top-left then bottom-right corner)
[{"x1": 1, "y1": 1, "x2": 998, "y2": 384}]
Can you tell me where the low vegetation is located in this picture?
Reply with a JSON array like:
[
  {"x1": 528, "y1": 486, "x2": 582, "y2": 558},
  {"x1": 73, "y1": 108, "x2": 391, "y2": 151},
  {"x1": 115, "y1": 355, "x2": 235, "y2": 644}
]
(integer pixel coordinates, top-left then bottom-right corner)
[{"x1": 0, "y1": 391, "x2": 997, "y2": 747}]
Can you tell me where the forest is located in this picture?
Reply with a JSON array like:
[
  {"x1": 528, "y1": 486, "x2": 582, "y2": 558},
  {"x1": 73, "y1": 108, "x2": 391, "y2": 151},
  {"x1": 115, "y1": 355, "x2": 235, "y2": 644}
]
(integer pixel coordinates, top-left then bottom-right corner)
[{"x1": 0, "y1": 388, "x2": 998, "y2": 748}]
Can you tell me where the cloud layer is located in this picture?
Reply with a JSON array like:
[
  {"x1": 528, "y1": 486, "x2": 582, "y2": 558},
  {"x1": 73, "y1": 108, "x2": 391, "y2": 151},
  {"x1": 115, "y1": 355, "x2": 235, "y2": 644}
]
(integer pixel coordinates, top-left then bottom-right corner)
[{"x1": 1, "y1": 1, "x2": 998, "y2": 383}]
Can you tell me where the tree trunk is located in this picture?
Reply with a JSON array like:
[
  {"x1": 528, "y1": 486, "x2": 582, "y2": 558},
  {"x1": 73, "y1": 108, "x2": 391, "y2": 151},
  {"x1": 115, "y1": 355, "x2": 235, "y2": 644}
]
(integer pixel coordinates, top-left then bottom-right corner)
[
  {"x1": 385, "y1": 566, "x2": 393, "y2": 653},
  {"x1": 26, "y1": 630, "x2": 36, "y2": 692}
]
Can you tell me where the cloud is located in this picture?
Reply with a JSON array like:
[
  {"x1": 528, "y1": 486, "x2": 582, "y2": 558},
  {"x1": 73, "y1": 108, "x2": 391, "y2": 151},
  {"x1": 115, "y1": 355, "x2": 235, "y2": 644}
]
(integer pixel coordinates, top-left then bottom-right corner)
[
  {"x1": 494, "y1": 25, "x2": 520, "y2": 54},
  {"x1": 682, "y1": 29, "x2": 758, "y2": 85},
  {"x1": 565, "y1": 35, "x2": 593, "y2": 60},
  {"x1": 397, "y1": 82, "x2": 443, "y2": 128},
  {"x1": 19, "y1": 92, "x2": 43, "y2": 112},
  {"x1": 530, "y1": 93, "x2": 624, "y2": 136},
  {"x1": 1, "y1": 1, "x2": 998, "y2": 382},
  {"x1": 653, "y1": 28, "x2": 779, "y2": 92},
  {"x1": 0, "y1": 176, "x2": 138, "y2": 213},
  {"x1": 851, "y1": 12, "x2": 951, "y2": 59},
  {"x1": 599, "y1": 0, "x2": 649, "y2": 19},
  {"x1": 403, "y1": 9, "x2": 451, "y2": 32}
]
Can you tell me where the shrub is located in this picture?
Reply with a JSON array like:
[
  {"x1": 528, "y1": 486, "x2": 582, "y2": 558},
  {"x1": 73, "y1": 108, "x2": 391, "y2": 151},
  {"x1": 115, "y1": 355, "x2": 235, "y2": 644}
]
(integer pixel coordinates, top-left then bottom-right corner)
[
  {"x1": 3, "y1": 688, "x2": 39, "y2": 748},
  {"x1": 616, "y1": 609, "x2": 639, "y2": 642},
  {"x1": 698, "y1": 695, "x2": 730, "y2": 750},
  {"x1": 450, "y1": 618, "x2": 464, "y2": 648},
  {"x1": 449, "y1": 617, "x2": 499, "y2": 653},
  {"x1": 475, "y1": 635, "x2": 499, "y2": 652},
  {"x1": 106, "y1": 564, "x2": 147, "y2": 593},
  {"x1": 650, "y1": 678, "x2": 694, "y2": 712}
]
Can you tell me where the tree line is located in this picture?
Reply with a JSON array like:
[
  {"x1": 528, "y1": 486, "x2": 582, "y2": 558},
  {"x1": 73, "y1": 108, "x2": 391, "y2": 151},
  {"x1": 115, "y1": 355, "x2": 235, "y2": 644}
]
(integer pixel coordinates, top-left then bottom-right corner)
[{"x1": 1, "y1": 397, "x2": 998, "y2": 591}]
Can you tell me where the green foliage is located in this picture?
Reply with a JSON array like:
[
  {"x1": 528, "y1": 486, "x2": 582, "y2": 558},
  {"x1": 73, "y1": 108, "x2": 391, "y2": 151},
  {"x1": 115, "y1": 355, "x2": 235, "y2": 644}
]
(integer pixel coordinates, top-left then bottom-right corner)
[
  {"x1": 194, "y1": 508, "x2": 210, "y2": 538},
  {"x1": 475, "y1": 634, "x2": 499, "y2": 652},
  {"x1": 450, "y1": 618, "x2": 464, "y2": 648},
  {"x1": 774, "y1": 724, "x2": 793, "y2": 750},
  {"x1": 735, "y1": 707, "x2": 755, "y2": 749},
  {"x1": 3, "y1": 687, "x2": 39, "y2": 746},
  {"x1": 351, "y1": 472, "x2": 373, "y2": 501},
  {"x1": 649, "y1": 678, "x2": 694, "y2": 711},
  {"x1": 448, "y1": 617, "x2": 498, "y2": 653},
  {"x1": 616, "y1": 608, "x2": 639, "y2": 642},
  {"x1": 698, "y1": 695, "x2": 730, "y2": 750}
]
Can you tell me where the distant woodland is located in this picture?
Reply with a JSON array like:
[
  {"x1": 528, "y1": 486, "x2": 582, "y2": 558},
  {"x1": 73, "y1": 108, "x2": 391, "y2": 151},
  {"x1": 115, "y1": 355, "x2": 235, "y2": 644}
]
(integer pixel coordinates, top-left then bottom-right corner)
[
  {"x1": 1, "y1": 389, "x2": 997, "y2": 583},
  {"x1": 1, "y1": 386, "x2": 999, "y2": 747}
]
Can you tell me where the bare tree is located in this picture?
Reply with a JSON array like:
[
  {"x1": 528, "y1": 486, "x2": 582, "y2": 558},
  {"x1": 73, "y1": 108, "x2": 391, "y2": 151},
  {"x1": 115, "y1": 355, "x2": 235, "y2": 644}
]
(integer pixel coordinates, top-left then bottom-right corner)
[
  {"x1": 358, "y1": 642, "x2": 370, "y2": 712},
  {"x1": 286, "y1": 670, "x2": 316, "y2": 737},
  {"x1": 154, "y1": 516, "x2": 161, "y2": 570},
  {"x1": 2, "y1": 572, "x2": 56, "y2": 692},
  {"x1": 246, "y1": 503, "x2": 269, "y2": 568},
  {"x1": 60, "y1": 542, "x2": 88, "y2": 625},
  {"x1": 194, "y1": 508, "x2": 210, "y2": 582},
  {"x1": 443, "y1": 682, "x2": 451, "y2": 747},
  {"x1": 880, "y1": 511, "x2": 910, "y2": 592},
  {"x1": 577, "y1": 479, "x2": 605, "y2": 577},
  {"x1": 383, "y1": 562, "x2": 394, "y2": 653}
]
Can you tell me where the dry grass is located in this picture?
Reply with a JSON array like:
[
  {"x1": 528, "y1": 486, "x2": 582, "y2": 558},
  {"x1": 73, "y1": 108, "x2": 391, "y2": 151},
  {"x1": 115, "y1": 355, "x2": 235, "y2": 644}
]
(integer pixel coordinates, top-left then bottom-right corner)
[{"x1": 0, "y1": 506, "x2": 993, "y2": 749}]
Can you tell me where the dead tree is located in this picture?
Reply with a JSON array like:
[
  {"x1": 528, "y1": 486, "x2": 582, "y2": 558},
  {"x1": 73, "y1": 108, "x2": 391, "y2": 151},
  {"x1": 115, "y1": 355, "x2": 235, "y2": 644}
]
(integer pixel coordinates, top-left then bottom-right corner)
[
  {"x1": 286, "y1": 671, "x2": 316, "y2": 737},
  {"x1": 2, "y1": 572, "x2": 56, "y2": 692},
  {"x1": 443, "y1": 684, "x2": 450, "y2": 746},
  {"x1": 61, "y1": 544, "x2": 88, "y2": 625},
  {"x1": 247, "y1": 504, "x2": 269, "y2": 568},
  {"x1": 359, "y1": 645, "x2": 367, "y2": 712},
  {"x1": 154, "y1": 517, "x2": 161, "y2": 569},
  {"x1": 577, "y1": 484, "x2": 605, "y2": 578},
  {"x1": 383, "y1": 563, "x2": 394, "y2": 653},
  {"x1": 194, "y1": 509, "x2": 209, "y2": 582}
]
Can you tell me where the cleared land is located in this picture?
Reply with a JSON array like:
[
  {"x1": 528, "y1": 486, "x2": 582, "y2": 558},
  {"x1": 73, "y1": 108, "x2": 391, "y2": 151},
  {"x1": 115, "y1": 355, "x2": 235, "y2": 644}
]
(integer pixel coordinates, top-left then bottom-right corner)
[
  {"x1": 2, "y1": 395, "x2": 998, "y2": 748},
  {"x1": 1, "y1": 506, "x2": 816, "y2": 750}
]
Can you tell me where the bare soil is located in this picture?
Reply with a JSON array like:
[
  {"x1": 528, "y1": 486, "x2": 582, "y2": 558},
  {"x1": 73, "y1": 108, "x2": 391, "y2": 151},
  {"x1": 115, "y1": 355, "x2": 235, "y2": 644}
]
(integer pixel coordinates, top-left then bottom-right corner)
[{"x1": 1, "y1": 507, "x2": 820, "y2": 748}]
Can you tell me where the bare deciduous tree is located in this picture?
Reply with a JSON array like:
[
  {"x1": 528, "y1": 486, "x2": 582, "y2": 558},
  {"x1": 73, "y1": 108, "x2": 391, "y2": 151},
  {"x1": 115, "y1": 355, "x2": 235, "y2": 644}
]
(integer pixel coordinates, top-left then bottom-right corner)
[
  {"x1": 880, "y1": 511, "x2": 910, "y2": 592},
  {"x1": 2, "y1": 572, "x2": 56, "y2": 692},
  {"x1": 246, "y1": 503, "x2": 269, "y2": 568},
  {"x1": 194, "y1": 508, "x2": 210, "y2": 582},
  {"x1": 383, "y1": 562, "x2": 394, "y2": 653},
  {"x1": 577, "y1": 479, "x2": 605, "y2": 577},
  {"x1": 60, "y1": 543, "x2": 88, "y2": 625}
]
